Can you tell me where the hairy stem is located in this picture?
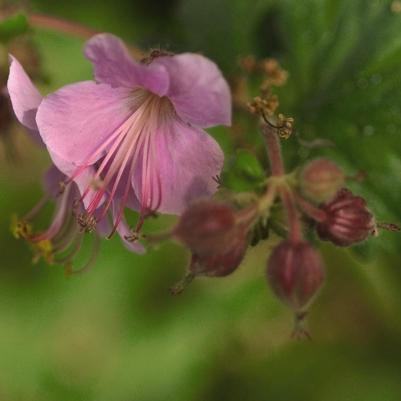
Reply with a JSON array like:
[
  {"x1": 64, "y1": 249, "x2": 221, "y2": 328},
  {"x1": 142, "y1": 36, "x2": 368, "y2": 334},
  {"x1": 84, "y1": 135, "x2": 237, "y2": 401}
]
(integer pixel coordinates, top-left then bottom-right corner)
[
  {"x1": 261, "y1": 122, "x2": 285, "y2": 176},
  {"x1": 294, "y1": 194, "x2": 327, "y2": 223},
  {"x1": 280, "y1": 186, "x2": 303, "y2": 243},
  {"x1": 260, "y1": 121, "x2": 302, "y2": 242},
  {"x1": 28, "y1": 13, "x2": 144, "y2": 59}
]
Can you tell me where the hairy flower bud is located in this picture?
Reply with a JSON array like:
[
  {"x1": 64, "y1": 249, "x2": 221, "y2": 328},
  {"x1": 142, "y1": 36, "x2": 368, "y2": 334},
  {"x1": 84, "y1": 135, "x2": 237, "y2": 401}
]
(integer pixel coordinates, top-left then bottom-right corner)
[
  {"x1": 300, "y1": 158, "x2": 345, "y2": 203},
  {"x1": 267, "y1": 240, "x2": 325, "y2": 311},
  {"x1": 316, "y1": 188, "x2": 374, "y2": 246},
  {"x1": 174, "y1": 201, "x2": 238, "y2": 255},
  {"x1": 172, "y1": 200, "x2": 252, "y2": 282},
  {"x1": 190, "y1": 233, "x2": 248, "y2": 277}
]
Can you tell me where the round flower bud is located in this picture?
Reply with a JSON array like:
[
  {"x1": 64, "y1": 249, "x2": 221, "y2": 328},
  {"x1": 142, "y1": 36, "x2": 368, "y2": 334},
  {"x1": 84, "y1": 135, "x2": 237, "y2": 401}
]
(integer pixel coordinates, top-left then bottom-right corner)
[
  {"x1": 300, "y1": 158, "x2": 345, "y2": 203},
  {"x1": 267, "y1": 240, "x2": 325, "y2": 311},
  {"x1": 174, "y1": 200, "x2": 237, "y2": 256},
  {"x1": 172, "y1": 200, "x2": 251, "y2": 282},
  {"x1": 316, "y1": 188, "x2": 374, "y2": 246},
  {"x1": 190, "y1": 233, "x2": 248, "y2": 277}
]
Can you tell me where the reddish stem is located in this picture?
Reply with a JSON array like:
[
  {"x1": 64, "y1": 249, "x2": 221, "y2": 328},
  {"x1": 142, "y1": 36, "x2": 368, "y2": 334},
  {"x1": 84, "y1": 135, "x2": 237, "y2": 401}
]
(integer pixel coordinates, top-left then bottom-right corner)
[
  {"x1": 280, "y1": 187, "x2": 303, "y2": 243},
  {"x1": 29, "y1": 13, "x2": 98, "y2": 40},
  {"x1": 260, "y1": 121, "x2": 302, "y2": 242},
  {"x1": 295, "y1": 194, "x2": 327, "y2": 223},
  {"x1": 261, "y1": 122, "x2": 284, "y2": 176},
  {"x1": 28, "y1": 13, "x2": 144, "y2": 59}
]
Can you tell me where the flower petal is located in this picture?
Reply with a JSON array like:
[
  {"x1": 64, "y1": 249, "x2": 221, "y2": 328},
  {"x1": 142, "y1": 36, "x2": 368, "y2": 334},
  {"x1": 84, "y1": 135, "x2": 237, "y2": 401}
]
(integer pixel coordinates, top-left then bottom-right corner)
[
  {"x1": 42, "y1": 164, "x2": 66, "y2": 198},
  {"x1": 153, "y1": 53, "x2": 231, "y2": 128},
  {"x1": 36, "y1": 81, "x2": 134, "y2": 165},
  {"x1": 111, "y1": 200, "x2": 146, "y2": 254},
  {"x1": 48, "y1": 151, "x2": 106, "y2": 210},
  {"x1": 7, "y1": 55, "x2": 44, "y2": 145},
  {"x1": 93, "y1": 213, "x2": 111, "y2": 238},
  {"x1": 132, "y1": 119, "x2": 224, "y2": 215},
  {"x1": 84, "y1": 33, "x2": 169, "y2": 95}
]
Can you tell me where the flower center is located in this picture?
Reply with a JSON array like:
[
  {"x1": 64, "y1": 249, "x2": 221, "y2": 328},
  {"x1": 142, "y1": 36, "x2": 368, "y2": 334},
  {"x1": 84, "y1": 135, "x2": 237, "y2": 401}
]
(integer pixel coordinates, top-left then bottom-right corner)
[{"x1": 75, "y1": 88, "x2": 176, "y2": 236}]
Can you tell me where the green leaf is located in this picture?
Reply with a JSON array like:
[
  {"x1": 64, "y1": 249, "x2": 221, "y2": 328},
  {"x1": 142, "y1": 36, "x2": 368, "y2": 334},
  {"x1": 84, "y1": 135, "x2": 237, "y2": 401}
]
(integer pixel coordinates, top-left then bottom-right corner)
[
  {"x1": 275, "y1": 0, "x2": 401, "y2": 253},
  {"x1": 221, "y1": 149, "x2": 266, "y2": 191}
]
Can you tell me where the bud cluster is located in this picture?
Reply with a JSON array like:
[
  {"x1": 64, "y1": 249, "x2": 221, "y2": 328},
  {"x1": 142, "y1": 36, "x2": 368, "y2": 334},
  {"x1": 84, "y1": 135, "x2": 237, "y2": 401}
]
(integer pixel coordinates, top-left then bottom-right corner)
[{"x1": 6, "y1": 27, "x2": 398, "y2": 341}]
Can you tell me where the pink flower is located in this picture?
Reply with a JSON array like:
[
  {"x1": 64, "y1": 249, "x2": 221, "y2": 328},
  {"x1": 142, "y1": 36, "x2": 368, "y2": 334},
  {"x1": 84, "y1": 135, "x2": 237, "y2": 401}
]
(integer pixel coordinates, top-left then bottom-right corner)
[
  {"x1": 7, "y1": 55, "x2": 145, "y2": 256},
  {"x1": 33, "y1": 34, "x2": 230, "y2": 239}
]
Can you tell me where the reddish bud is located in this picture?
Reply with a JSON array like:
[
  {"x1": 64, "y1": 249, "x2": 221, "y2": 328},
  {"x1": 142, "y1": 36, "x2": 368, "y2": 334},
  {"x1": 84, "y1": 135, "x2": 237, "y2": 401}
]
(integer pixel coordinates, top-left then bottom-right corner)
[
  {"x1": 173, "y1": 200, "x2": 249, "y2": 279},
  {"x1": 190, "y1": 233, "x2": 248, "y2": 277},
  {"x1": 267, "y1": 240, "x2": 325, "y2": 311},
  {"x1": 174, "y1": 201, "x2": 238, "y2": 255},
  {"x1": 300, "y1": 158, "x2": 345, "y2": 203},
  {"x1": 316, "y1": 188, "x2": 374, "y2": 246}
]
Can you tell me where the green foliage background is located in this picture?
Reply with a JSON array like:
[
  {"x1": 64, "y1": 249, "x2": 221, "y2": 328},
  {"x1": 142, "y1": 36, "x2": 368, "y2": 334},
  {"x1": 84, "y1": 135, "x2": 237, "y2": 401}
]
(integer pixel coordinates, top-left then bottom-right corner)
[{"x1": 0, "y1": 0, "x2": 400, "y2": 400}]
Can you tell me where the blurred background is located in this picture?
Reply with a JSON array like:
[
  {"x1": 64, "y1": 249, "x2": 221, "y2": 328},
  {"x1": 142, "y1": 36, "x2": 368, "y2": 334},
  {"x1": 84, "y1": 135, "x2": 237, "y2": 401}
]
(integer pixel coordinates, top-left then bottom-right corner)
[{"x1": 0, "y1": 0, "x2": 401, "y2": 400}]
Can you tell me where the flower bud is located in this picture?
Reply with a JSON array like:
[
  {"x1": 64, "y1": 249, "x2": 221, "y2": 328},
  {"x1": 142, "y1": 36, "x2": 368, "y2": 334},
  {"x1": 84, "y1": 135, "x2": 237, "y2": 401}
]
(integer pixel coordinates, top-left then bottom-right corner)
[
  {"x1": 174, "y1": 201, "x2": 237, "y2": 256},
  {"x1": 316, "y1": 188, "x2": 374, "y2": 246},
  {"x1": 190, "y1": 233, "x2": 248, "y2": 277},
  {"x1": 267, "y1": 240, "x2": 325, "y2": 311},
  {"x1": 172, "y1": 200, "x2": 250, "y2": 285},
  {"x1": 300, "y1": 158, "x2": 345, "y2": 203}
]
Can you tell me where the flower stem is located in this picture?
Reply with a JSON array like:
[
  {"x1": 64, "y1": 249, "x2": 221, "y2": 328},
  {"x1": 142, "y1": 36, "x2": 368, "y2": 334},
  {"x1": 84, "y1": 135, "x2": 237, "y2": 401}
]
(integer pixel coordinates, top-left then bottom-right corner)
[
  {"x1": 294, "y1": 194, "x2": 327, "y2": 223},
  {"x1": 29, "y1": 13, "x2": 98, "y2": 40},
  {"x1": 28, "y1": 13, "x2": 144, "y2": 59},
  {"x1": 280, "y1": 186, "x2": 303, "y2": 243},
  {"x1": 261, "y1": 122, "x2": 284, "y2": 176},
  {"x1": 260, "y1": 121, "x2": 302, "y2": 242}
]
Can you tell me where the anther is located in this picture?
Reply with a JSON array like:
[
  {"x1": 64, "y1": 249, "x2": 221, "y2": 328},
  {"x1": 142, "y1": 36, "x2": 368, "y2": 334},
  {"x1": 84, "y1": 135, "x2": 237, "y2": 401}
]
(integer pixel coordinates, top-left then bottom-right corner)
[
  {"x1": 58, "y1": 180, "x2": 67, "y2": 195},
  {"x1": 77, "y1": 213, "x2": 97, "y2": 233}
]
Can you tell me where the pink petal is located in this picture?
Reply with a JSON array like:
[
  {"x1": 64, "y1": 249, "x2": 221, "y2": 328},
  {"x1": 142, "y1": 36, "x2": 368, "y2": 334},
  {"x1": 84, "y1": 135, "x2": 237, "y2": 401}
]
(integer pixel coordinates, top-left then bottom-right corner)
[
  {"x1": 48, "y1": 151, "x2": 106, "y2": 210},
  {"x1": 93, "y1": 213, "x2": 111, "y2": 238},
  {"x1": 112, "y1": 200, "x2": 146, "y2": 254},
  {"x1": 42, "y1": 164, "x2": 66, "y2": 198},
  {"x1": 7, "y1": 55, "x2": 44, "y2": 145},
  {"x1": 84, "y1": 33, "x2": 169, "y2": 96},
  {"x1": 153, "y1": 53, "x2": 231, "y2": 128},
  {"x1": 132, "y1": 119, "x2": 224, "y2": 215},
  {"x1": 36, "y1": 81, "x2": 134, "y2": 165}
]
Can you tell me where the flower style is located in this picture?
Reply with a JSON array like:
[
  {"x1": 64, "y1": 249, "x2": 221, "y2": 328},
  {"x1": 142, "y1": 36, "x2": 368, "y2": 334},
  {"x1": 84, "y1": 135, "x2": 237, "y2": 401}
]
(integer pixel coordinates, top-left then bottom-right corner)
[
  {"x1": 11, "y1": 165, "x2": 110, "y2": 271},
  {"x1": 32, "y1": 33, "x2": 230, "y2": 242}
]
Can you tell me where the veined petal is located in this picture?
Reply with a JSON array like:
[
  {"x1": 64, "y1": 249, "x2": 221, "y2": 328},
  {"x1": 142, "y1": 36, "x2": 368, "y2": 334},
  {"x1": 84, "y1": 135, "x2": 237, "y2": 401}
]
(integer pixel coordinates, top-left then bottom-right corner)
[
  {"x1": 153, "y1": 53, "x2": 231, "y2": 128},
  {"x1": 36, "y1": 81, "x2": 134, "y2": 165},
  {"x1": 7, "y1": 55, "x2": 44, "y2": 145},
  {"x1": 84, "y1": 33, "x2": 170, "y2": 96},
  {"x1": 7, "y1": 55, "x2": 42, "y2": 130},
  {"x1": 132, "y1": 119, "x2": 224, "y2": 215}
]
